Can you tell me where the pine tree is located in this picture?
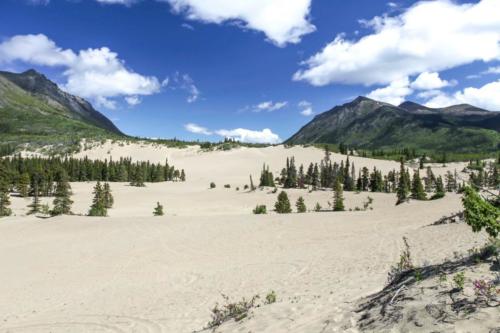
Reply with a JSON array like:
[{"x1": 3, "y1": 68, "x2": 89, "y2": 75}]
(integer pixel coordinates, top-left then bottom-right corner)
[
  {"x1": 411, "y1": 170, "x2": 426, "y2": 200},
  {"x1": 17, "y1": 172, "x2": 30, "y2": 197},
  {"x1": 396, "y1": 158, "x2": 409, "y2": 205},
  {"x1": 88, "y1": 182, "x2": 107, "y2": 216},
  {"x1": 27, "y1": 181, "x2": 41, "y2": 215},
  {"x1": 333, "y1": 179, "x2": 345, "y2": 211},
  {"x1": 153, "y1": 202, "x2": 164, "y2": 216},
  {"x1": 0, "y1": 180, "x2": 12, "y2": 217},
  {"x1": 102, "y1": 182, "x2": 114, "y2": 208},
  {"x1": 431, "y1": 176, "x2": 445, "y2": 200},
  {"x1": 180, "y1": 169, "x2": 186, "y2": 182},
  {"x1": 52, "y1": 170, "x2": 73, "y2": 216},
  {"x1": 274, "y1": 191, "x2": 292, "y2": 214},
  {"x1": 296, "y1": 196, "x2": 306, "y2": 213}
]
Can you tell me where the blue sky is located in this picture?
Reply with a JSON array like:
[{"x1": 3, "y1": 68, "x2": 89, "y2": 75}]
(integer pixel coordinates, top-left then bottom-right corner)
[{"x1": 0, "y1": 0, "x2": 499, "y2": 143}]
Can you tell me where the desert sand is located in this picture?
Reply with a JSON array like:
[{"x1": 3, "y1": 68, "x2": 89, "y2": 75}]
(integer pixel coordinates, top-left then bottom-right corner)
[{"x1": 0, "y1": 143, "x2": 487, "y2": 332}]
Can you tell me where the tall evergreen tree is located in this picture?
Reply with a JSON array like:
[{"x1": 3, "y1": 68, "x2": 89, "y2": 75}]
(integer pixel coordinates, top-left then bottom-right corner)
[
  {"x1": 396, "y1": 158, "x2": 409, "y2": 205},
  {"x1": 411, "y1": 170, "x2": 426, "y2": 200},
  {"x1": 27, "y1": 184, "x2": 41, "y2": 215},
  {"x1": 17, "y1": 172, "x2": 30, "y2": 197},
  {"x1": 274, "y1": 191, "x2": 292, "y2": 214},
  {"x1": 88, "y1": 182, "x2": 107, "y2": 216},
  {"x1": 0, "y1": 180, "x2": 12, "y2": 217},
  {"x1": 52, "y1": 170, "x2": 73, "y2": 216},
  {"x1": 296, "y1": 196, "x2": 307, "y2": 213},
  {"x1": 333, "y1": 179, "x2": 345, "y2": 211},
  {"x1": 431, "y1": 176, "x2": 446, "y2": 200},
  {"x1": 103, "y1": 182, "x2": 114, "y2": 209}
]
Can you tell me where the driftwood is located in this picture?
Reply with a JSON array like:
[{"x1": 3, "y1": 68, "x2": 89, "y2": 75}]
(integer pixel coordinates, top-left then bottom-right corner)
[{"x1": 432, "y1": 211, "x2": 464, "y2": 225}]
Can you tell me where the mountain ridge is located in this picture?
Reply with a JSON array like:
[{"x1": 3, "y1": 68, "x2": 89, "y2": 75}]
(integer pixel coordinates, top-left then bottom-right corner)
[{"x1": 286, "y1": 96, "x2": 500, "y2": 153}]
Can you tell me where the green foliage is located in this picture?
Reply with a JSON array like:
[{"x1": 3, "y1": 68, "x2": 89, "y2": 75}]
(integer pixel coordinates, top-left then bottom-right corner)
[
  {"x1": 453, "y1": 272, "x2": 465, "y2": 291},
  {"x1": 411, "y1": 170, "x2": 427, "y2": 200},
  {"x1": 88, "y1": 182, "x2": 107, "y2": 217},
  {"x1": 265, "y1": 291, "x2": 277, "y2": 304},
  {"x1": 206, "y1": 294, "x2": 260, "y2": 329},
  {"x1": 153, "y1": 202, "x2": 164, "y2": 216},
  {"x1": 274, "y1": 191, "x2": 292, "y2": 214},
  {"x1": 0, "y1": 180, "x2": 12, "y2": 217},
  {"x1": 387, "y1": 237, "x2": 414, "y2": 284},
  {"x1": 224, "y1": 184, "x2": 231, "y2": 189},
  {"x1": 253, "y1": 205, "x2": 267, "y2": 215},
  {"x1": 462, "y1": 186, "x2": 500, "y2": 238},
  {"x1": 259, "y1": 164, "x2": 275, "y2": 187},
  {"x1": 314, "y1": 202, "x2": 322, "y2": 212},
  {"x1": 51, "y1": 170, "x2": 73, "y2": 216},
  {"x1": 210, "y1": 182, "x2": 216, "y2": 189},
  {"x1": 333, "y1": 179, "x2": 345, "y2": 211},
  {"x1": 296, "y1": 196, "x2": 307, "y2": 213},
  {"x1": 396, "y1": 158, "x2": 409, "y2": 205},
  {"x1": 103, "y1": 183, "x2": 114, "y2": 208}
]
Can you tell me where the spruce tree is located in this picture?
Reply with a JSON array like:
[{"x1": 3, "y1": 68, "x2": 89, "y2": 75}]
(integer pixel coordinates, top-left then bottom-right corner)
[
  {"x1": 180, "y1": 169, "x2": 186, "y2": 182},
  {"x1": 396, "y1": 158, "x2": 409, "y2": 205},
  {"x1": 52, "y1": 170, "x2": 73, "y2": 216},
  {"x1": 17, "y1": 172, "x2": 30, "y2": 197},
  {"x1": 333, "y1": 179, "x2": 345, "y2": 211},
  {"x1": 296, "y1": 196, "x2": 307, "y2": 213},
  {"x1": 103, "y1": 182, "x2": 114, "y2": 209},
  {"x1": 0, "y1": 180, "x2": 12, "y2": 217},
  {"x1": 88, "y1": 182, "x2": 107, "y2": 216},
  {"x1": 431, "y1": 176, "x2": 445, "y2": 200},
  {"x1": 411, "y1": 170, "x2": 426, "y2": 200},
  {"x1": 274, "y1": 191, "x2": 292, "y2": 214},
  {"x1": 153, "y1": 202, "x2": 164, "y2": 216},
  {"x1": 27, "y1": 181, "x2": 41, "y2": 215}
]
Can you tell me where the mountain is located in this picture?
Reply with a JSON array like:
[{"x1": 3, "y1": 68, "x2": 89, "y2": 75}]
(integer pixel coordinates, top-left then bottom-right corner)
[
  {"x1": 0, "y1": 69, "x2": 123, "y2": 150},
  {"x1": 286, "y1": 97, "x2": 500, "y2": 153}
]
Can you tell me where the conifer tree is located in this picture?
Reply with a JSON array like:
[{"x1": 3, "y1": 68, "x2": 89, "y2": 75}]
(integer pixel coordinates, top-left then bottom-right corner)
[
  {"x1": 333, "y1": 179, "x2": 345, "y2": 211},
  {"x1": 103, "y1": 182, "x2": 114, "y2": 209},
  {"x1": 396, "y1": 158, "x2": 409, "y2": 205},
  {"x1": 153, "y1": 202, "x2": 164, "y2": 216},
  {"x1": 411, "y1": 170, "x2": 426, "y2": 200},
  {"x1": 296, "y1": 196, "x2": 306, "y2": 213},
  {"x1": 274, "y1": 191, "x2": 292, "y2": 214},
  {"x1": 0, "y1": 180, "x2": 12, "y2": 217},
  {"x1": 17, "y1": 172, "x2": 30, "y2": 197},
  {"x1": 88, "y1": 182, "x2": 107, "y2": 216},
  {"x1": 431, "y1": 176, "x2": 445, "y2": 200},
  {"x1": 180, "y1": 169, "x2": 186, "y2": 182},
  {"x1": 27, "y1": 181, "x2": 41, "y2": 215},
  {"x1": 52, "y1": 170, "x2": 73, "y2": 216}
]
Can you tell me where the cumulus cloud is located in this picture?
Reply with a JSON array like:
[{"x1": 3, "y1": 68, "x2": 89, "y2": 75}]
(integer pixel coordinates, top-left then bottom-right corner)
[
  {"x1": 298, "y1": 100, "x2": 313, "y2": 116},
  {"x1": 410, "y1": 72, "x2": 452, "y2": 90},
  {"x1": 163, "y1": 0, "x2": 315, "y2": 46},
  {"x1": 184, "y1": 123, "x2": 212, "y2": 135},
  {"x1": 367, "y1": 77, "x2": 412, "y2": 105},
  {"x1": 0, "y1": 34, "x2": 160, "y2": 109},
  {"x1": 293, "y1": 0, "x2": 500, "y2": 86},
  {"x1": 125, "y1": 95, "x2": 141, "y2": 106},
  {"x1": 254, "y1": 100, "x2": 287, "y2": 112},
  {"x1": 425, "y1": 79, "x2": 500, "y2": 110},
  {"x1": 215, "y1": 128, "x2": 281, "y2": 144}
]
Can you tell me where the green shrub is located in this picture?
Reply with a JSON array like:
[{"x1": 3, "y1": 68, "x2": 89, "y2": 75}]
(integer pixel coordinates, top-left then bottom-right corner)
[{"x1": 253, "y1": 205, "x2": 267, "y2": 214}]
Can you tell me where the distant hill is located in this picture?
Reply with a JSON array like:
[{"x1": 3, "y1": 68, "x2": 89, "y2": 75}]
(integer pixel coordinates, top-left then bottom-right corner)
[
  {"x1": 0, "y1": 69, "x2": 123, "y2": 152},
  {"x1": 286, "y1": 96, "x2": 500, "y2": 153}
]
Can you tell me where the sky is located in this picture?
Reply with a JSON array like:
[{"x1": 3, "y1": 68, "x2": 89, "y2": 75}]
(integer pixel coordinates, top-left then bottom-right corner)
[{"x1": 0, "y1": 0, "x2": 499, "y2": 143}]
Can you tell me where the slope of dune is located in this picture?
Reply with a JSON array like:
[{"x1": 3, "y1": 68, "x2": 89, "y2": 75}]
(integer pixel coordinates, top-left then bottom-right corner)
[{"x1": 1, "y1": 142, "x2": 487, "y2": 333}]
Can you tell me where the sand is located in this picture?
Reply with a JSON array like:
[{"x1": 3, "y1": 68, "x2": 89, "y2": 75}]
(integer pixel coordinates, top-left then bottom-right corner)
[{"x1": 1, "y1": 143, "x2": 485, "y2": 332}]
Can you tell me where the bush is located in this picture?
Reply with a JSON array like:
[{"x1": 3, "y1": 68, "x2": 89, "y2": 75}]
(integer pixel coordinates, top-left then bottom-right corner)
[
  {"x1": 462, "y1": 186, "x2": 500, "y2": 238},
  {"x1": 153, "y1": 202, "x2": 164, "y2": 216},
  {"x1": 296, "y1": 196, "x2": 307, "y2": 213},
  {"x1": 453, "y1": 272, "x2": 465, "y2": 291},
  {"x1": 224, "y1": 184, "x2": 231, "y2": 189},
  {"x1": 274, "y1": 191, "x2": 292, "y2": 214},
  {"x1": 387, "y1": 237, "x2": 414, "y2": 284},
  {"x1": 314, "y1": 202, "x2": 322, "y2": 212},
  {"x1": 265, "y1": 291, "x2": 277, "y2": 304},
  {"x1": 210, "y1": 182, "x2": 216, "y2": 189},
  {"x1": 253, "y1": 205, "x2": 267, "y2": 214},
  {"x1": 206, "y1": 294, "x2": 260, "y2": 329}
]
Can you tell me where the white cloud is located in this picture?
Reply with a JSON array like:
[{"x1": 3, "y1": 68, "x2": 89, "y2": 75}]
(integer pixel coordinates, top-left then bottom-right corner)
[
  {"x1": 181, "y1": 23, "x2": 195, "y2": 30},
  {"x1": 125, "y1": 95, "x2": 141, "y2": 106},
  {"x1": 367, "y1": 77, "x2": 412, "y2": 105},
  {"x1": 167, "y1": 72, "x2": 200, "y2": 103},
  {"x1": 215, "y1": 128, "x2": 281, "y2": 144},
  {"x1": 416, "y1": 89, "x2": 441, "y2": 99},
  {"x1": 95, "y1": 0, "x2": 137, "y2": 5},
  {"x1": 293, "y1": 0, "x2": 500, "y2": 86},
  {"x1": 410, "y1": 71, "x2": 452, "y2": 90},
  {"x1": 483, "y1": 66, "x2": 500, "y2": 74},
  {"x1": 163, "y1": 0, "x2": 315, "y2": 46},
  {"x1": 425, "y1": 79, "x2": 500, "y2": 110},
  {"x1": 185, "y1": 123, "x2": 212, "y2": 135},
  {"x1": 298, "y1": 100, "x2": 313, "y2": 116},
  {"x1": 254, "y1": 100, "x2": 287, "y2": 112},
  {"x1": 0, "y1": 34, "x2": 160, "y2": 109}
]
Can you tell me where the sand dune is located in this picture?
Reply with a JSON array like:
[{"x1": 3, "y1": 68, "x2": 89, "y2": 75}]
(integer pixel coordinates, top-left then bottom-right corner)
[{"x1": 1, "y1": 143, "x2": 484, "y2": 332}]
